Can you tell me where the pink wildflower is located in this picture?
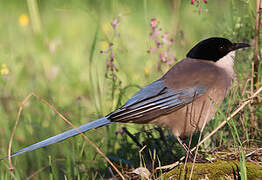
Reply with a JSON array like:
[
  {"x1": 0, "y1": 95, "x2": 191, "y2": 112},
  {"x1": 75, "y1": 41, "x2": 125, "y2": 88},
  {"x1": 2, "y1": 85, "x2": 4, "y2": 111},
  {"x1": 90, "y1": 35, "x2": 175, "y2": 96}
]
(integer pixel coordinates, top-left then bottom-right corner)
[
  {"x1": 111, "y1": 18, "x2": 120, "y2": 29},
  {"x1": 150, "y1": 18, "x2": 158, "y2": 29}
]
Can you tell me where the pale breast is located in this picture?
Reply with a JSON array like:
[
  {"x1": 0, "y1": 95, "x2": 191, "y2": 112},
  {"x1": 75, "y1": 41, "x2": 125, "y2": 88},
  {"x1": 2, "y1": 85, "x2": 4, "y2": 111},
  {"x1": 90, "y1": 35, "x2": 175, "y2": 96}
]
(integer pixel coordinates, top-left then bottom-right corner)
[{"x1": 154, "y1": 63, "x2": 234, "y2": 137}]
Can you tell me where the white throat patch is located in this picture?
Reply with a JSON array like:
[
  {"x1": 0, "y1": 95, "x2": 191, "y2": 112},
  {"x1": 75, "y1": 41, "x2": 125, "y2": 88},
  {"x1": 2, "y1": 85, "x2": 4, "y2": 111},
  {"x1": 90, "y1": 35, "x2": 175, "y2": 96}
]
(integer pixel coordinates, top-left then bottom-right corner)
[{"x1": 215, "y1": 51, "x2": 235, "y2": 77}]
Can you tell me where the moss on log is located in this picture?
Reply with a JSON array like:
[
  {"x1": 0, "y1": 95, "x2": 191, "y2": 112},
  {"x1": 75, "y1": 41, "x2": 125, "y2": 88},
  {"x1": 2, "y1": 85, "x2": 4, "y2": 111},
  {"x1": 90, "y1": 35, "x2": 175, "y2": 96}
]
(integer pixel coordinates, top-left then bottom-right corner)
[{"x1": 164, "y1": 160, "x2": 262, "y2": 180}]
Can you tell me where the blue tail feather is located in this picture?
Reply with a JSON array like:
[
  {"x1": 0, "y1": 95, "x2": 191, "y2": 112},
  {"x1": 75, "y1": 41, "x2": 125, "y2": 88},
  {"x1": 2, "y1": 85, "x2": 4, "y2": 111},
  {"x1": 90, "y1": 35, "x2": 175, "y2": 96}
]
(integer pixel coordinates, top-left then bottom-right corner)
[{"x1": 0, "y1": 117, "x2": 111, "y2": 160}]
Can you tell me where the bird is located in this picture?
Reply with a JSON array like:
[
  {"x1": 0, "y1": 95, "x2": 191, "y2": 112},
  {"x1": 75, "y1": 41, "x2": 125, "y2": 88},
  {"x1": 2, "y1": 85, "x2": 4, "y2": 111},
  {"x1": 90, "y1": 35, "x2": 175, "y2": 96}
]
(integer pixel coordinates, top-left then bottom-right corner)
[{"x1": 0, "y1": 37, "x2": 250, "y2": 160}]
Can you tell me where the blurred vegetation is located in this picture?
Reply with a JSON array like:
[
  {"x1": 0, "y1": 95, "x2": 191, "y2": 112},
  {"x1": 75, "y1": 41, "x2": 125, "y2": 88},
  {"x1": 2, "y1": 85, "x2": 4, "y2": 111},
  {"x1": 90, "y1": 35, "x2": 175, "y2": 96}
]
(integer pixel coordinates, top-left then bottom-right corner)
[{"x1": 0, "y1": 0, "x2": 261, "y2": 179}]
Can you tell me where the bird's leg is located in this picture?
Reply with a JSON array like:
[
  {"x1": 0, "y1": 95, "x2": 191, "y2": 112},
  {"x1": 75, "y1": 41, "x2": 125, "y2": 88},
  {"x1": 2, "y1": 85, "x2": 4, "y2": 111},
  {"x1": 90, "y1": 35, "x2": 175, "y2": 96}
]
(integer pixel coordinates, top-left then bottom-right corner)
[{"x1": 176, "y1": 136, "x2": 194, "y2": 160}]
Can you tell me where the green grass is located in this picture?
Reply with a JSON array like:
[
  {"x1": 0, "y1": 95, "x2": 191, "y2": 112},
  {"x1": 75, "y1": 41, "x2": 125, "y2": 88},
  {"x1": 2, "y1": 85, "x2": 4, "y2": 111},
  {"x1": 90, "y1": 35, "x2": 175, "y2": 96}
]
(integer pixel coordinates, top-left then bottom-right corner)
[{"x1": 0, "y1": 0, "x2": 261, "y2": 179}]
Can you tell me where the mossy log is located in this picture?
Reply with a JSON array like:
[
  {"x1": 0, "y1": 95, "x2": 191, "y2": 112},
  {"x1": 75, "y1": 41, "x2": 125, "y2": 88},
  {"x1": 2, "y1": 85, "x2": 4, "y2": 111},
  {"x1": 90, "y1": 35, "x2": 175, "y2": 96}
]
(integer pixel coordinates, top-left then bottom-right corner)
[{"x1": 164, "y1": 160, "x2": 262, "y2": 180}]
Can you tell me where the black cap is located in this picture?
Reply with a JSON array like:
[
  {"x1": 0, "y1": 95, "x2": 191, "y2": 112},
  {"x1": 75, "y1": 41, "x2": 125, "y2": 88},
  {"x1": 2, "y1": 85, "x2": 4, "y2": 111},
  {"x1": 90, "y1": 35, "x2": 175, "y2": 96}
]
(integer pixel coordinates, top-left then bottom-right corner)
[{"x1": 187, "y1": 37, "x2": 250, "y2": 62}]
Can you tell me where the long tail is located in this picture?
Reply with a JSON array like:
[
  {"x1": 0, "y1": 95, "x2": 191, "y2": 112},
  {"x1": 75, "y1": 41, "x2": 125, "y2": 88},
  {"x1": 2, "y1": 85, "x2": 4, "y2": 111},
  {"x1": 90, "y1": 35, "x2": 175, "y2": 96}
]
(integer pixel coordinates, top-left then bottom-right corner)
[{"x1": 0, "y1": 117, "x2": 112, "y2": 160}]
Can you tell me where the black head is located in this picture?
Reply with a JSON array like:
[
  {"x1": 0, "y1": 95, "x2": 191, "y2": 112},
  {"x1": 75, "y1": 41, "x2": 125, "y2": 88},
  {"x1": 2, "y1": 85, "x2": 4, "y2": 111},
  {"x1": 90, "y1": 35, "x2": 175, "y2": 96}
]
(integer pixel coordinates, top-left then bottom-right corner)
[{"x1": 186, "y1": 37, "x2": 250, "y2": 62}]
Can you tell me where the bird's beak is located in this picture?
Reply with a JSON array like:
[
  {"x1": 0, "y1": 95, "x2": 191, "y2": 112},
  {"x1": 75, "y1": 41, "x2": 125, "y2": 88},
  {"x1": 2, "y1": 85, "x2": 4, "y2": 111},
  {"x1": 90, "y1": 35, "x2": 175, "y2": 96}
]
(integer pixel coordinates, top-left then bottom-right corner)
[{"x1": 231, "y1": 43, "x2": 250, "y2": 51}]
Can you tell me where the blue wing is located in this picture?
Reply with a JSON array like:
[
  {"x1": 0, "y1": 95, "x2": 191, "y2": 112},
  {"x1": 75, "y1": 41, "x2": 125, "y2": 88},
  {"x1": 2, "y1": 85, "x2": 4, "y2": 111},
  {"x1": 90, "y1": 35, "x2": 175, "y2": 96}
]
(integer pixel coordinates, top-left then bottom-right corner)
[
  {"x1": 122, "y1": 80, "x2": 167, "y2": 108},
  {"x1": 108, "y1": 80, "x2": 207, "y2": 123}
]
